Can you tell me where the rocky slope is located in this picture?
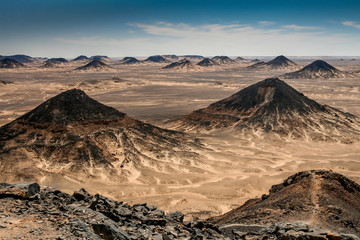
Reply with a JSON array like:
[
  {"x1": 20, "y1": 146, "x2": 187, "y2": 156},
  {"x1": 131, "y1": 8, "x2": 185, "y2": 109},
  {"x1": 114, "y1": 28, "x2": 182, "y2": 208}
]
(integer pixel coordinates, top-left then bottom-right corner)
[
  {"x1": 0, "y1": 58, "x2": 25, "y2": 68},
  {"x1": 282, "y1": 60, "x2": 353, "y2": 79},
  {"x1": 162, "y1": 59, "x2": 200, "y2": 71},
  {"x1": 211, "y1": 170, "x2": 360, "y2": 238},
  {"x1": 171, "y1": 78, "x2": 360, "y2": 142},
  {"x1": 1, "y1": 170, "x2": 359, "y2": 239},
  {"x1": 0, "y1": 182, "x2": 225, "y2": 239},
  {"x1": 196, "y1": 58, "x2": 219, "y2": 67},
  {"x1": 211, "y1": 56, "x2": 236, "y2": 65},
  {"x1": 0, "y1": 89, "x2": 203, "y2": 183},
  {"x1": 75, "y1": 60, "x2": 112, "y2": 71},
  {"x1": 248, "y1": 55, "x2": 300, "y2": 70}
]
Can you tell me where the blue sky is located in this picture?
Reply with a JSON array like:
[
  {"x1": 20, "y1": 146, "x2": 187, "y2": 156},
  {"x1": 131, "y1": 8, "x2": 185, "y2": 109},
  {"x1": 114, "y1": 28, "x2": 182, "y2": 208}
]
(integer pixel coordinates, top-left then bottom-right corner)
[{"x1": 1, "y1": 0, "x2": 360, "y2": 57}]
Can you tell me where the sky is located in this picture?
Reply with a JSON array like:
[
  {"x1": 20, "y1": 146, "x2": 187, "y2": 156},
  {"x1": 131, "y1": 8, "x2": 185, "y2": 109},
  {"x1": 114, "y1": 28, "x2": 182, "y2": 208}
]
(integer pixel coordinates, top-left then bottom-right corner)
[{"x1": 1, "y1": 0, "x2": 360, "y2": 57}]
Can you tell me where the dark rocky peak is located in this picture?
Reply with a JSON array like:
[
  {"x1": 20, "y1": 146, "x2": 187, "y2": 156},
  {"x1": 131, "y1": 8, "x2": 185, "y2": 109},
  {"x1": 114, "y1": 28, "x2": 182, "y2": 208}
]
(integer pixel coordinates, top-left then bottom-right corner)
[
  {"x1": 302, "y1": 60, "x2": 338, "y2": 72},
  {"x1": 120, "y1": 57, "x2": 140, "y2": 64},
  {"x1": 75, "y1": 60, "x2": 111, "y2": 71},
  {"x1": 162, "y1": 59, "x2": 192, "y2": 68},
  {"x1": 0, "y1": 58, "x2": 25, "y2": 68},
  {"x1": 197, "y1": 58, "x2": 219, "y2": 66},
  {"x1": 90, "y1": 55, "x2": 111, "y2": 61},
  {"x1": 1, "y1": 54, "x2": 35, "y2": 63},
  {"x1": 161, "y1": 54, "x2": 179, "y2": 61},
  {"x1": 212, "y1": 56, "x2": 236, "y2": 64},
  {"x1": 45, "y1": 58, "x2": 68, "y2": 65},
  {"x1": 210, "y1": 77, "x2": 323, "y2": 113},
  {"x1": 17, "y1": 89, "x2": 126, "y2": 125},
  {"x1": 144, "y1": 55, "x2": 168, "y2": 63},
  {"x1": 281, "y1": 60, "x2": 351, "y2": 79},
  {"x1": 72, "y1": 55, "x2": 89, "y2": 61},
  {"x1": 267, "y1": 55, "x2": 296, "y2": 66}
]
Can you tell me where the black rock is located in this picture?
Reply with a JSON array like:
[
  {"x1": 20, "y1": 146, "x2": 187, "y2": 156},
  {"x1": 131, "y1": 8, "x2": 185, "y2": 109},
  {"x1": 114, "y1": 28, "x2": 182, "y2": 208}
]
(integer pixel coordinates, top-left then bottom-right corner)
[{"x1": 0, "y1": 58, "x2": 25, "y2": 68}]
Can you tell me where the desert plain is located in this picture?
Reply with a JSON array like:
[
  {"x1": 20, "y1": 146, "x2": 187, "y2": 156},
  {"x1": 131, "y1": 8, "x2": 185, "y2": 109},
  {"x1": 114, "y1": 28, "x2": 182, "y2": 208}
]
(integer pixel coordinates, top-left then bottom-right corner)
[{"x1": 1, "y1": 57, "x2": 359, "y2": 220}]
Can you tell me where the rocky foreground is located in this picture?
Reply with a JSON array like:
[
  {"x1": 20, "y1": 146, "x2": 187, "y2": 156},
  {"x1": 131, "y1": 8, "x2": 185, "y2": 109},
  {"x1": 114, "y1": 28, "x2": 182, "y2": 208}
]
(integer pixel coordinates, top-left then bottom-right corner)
[{"x1": 1, "y1": 171, "x2": 359, "y2": 239}]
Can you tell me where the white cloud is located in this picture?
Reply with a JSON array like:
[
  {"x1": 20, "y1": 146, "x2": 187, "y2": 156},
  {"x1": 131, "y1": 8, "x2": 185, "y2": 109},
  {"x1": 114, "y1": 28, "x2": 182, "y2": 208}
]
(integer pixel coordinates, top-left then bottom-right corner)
[
  {"x1": 282, "y1": 24, "x2": 320, "y2": 30},
  {"x1": 342, "y1": 21, "x2": 360, "y2": 29},
  {"x1": 54, "y1": 22, "x2": 360, "y2": 56},
  {"x1": 258, "y1": 21, "x2": 276, "y2": 26}
]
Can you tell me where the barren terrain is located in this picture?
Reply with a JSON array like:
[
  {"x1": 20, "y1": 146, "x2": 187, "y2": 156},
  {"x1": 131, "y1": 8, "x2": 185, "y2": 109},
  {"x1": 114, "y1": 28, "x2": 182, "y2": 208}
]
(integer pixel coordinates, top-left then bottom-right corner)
[{"x1": 1, "y1": 57, "x2": 359, "y2": 219}]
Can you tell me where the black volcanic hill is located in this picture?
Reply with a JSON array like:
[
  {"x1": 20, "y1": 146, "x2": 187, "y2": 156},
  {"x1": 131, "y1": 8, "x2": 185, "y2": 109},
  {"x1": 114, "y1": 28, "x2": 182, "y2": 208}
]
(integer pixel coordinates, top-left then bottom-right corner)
[
  {"x1": 45, "y1": 58, "x2": 68, "y2": 64},
  {"x1": 162, "y1": 59, "x2": 199, "y2": 70},
  {"x1": 17, "y1": 89, "x2": 125, "y2": 125},
  {"x1": 75, "y1": 60, "x2": 112, "y2": 71},
  {"x1": 144, "y1": 55, "x2": 169, "y2": 63},
  {"x1": 211, "y1": 56, "x2": 236, "y2": 64},
  {"x1": 248, "y1": 55, "x2": 299, "y2": 70},
  {"x1": 282, "y1": 60, "x2": 352, "y2": 79},
  {"x1": 0, "y1": 89, "x2": 203, "y2": 183},
  {"x1": 0, "y1": 54, "x2": 35, "y2": 63},
  {"x1": 196, "y1": 58, "x2": 219, "y2": 67},
  {"x1": 119, "y1": 57, "x2": 140, "y2": 65},
  {"x1": 251, "y1": 58, "x2": 261, "y2": 62},
  {"x1": 235, "y1": 56, "x2": 245, "y2": 61},
  {"x1": 161, "y1": 54, "x2": 179, "y2": 61},
  {"x1": 41, "y1": 58, "x2": 68, "y2": 68},
  {"x1": 90, "y1": 55, "x2": 111, "y2": 61},
  {"x1": 0, "y1": 58, "x2": 25, "y2": 68},
  {"x1": 72, "y1": 55, "x2": 90, "y2": 61},
  {"x1": 211, "y1": 170, "x2": 360, "y2": 236},
  {"x1": 172, "y1": 78, "x2": 360, "y2": 142}
]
